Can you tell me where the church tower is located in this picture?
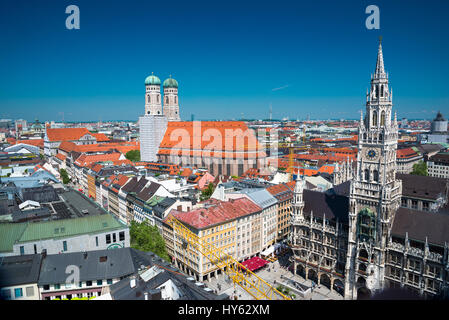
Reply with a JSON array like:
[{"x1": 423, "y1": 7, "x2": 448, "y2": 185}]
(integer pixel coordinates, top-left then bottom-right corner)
[
  {"x1": 163, "y1": 75, "x2": 181, "y2": 121},
  {"x1": 344, "y1": 38, "x2": 402, "y2": 299},
  {"x1": 144, "y1": 72, "x2": 162, "y2": 115}
]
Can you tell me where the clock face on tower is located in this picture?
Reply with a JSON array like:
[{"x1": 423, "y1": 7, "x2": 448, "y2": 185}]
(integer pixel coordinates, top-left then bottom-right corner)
[{"x1": 366, "y1": 149, "x2": 377, "y2": 160}]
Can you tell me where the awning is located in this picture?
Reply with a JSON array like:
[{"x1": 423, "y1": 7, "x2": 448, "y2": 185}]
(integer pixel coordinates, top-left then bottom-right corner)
[
  {"x1": 240, "y1": 257, "x2": 268, "y2": 272},
  {"x1": 260, "y1": 246, "x2": 274, "y2": 256}
]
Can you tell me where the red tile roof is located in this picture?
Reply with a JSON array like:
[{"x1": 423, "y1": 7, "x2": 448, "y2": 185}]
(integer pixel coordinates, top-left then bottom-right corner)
[
  {"x1": 397, "y1": 148, "x2": 420, "y2": 159},
  {"x1": 16, "y1": 139, "x2": 44, "y2": 148},
  {"x1": 74, "y1": 153, "x2": 122, "y2": 167},
  {"x1": 91, "y1": 133, "x2": 109, "y2": 142},
  {"x1": 55, "y1": 153, "x2": 66, "y2": 161},
  {"x1": 267, "y1": 183, "x2": 291, "y2": 197},
  {"x1": 46, "y1": 128, "x2": 92, "y2": 142},
  {"x1": 180, "y1": 167, "x2": 193, "y2": 177},
  {"x1": 158, "y1": 121, "x2": 266, "y2": 159},
  {"x1": 90, "y1": 163, "x2": 104, "y2": 173},
  {"x1": 59, "y1": 141, "x2": 79, "y2": 153},
  {"x1": 67, "y1": 142, "x2": 139, "y2": 154},
  {"x1": 318, "y1": 164, "x2": 335, "y2": 174},
  {"x1": 166, "y1": 198, "x2": 262, "y2": 230}
]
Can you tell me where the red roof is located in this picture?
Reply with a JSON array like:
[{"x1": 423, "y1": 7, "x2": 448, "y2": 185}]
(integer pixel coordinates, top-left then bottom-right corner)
[
  {"x1": 74, "y1": 153, "x2": 122, "y2": 167},
  {"x1": 46, "y1": 128, "x2": 92, "y2": 142},
  {"x1": 59, "y1": 141, "x2": 79, "y2": 153},
  {"x1": 158, "y1": 121, "x2": 266, "y2": 159},
  {"x1": 318, "y1": 164, "x2": 335, "y2": 174},
  {"x1": 16, "y1": 139, "x2": 44, "y2": 148},
  {"x1": 180, "y1": 168, "x2": 193, "y2": 177},
  {"x1": 166, "y1": 198, "x2": 262, "y2": 230},
  {"x1": 55, "y1": 153, "x2": 66, "y2": 161},
  {"x1": 397, "y1": 148, "x2": 419, "y2": 159},
  {"x1": 63, "y1": 141, "x2": 139, "y2": 154},
  {"x1": 91, "y1": 133, "x2": 109, "y2": 142},
  {"x1": 267, "y1": 183, "x2": 292, "y2": 197},
  {"x1": 90, "y1": 163, "x2": 104, "y2": 173}
]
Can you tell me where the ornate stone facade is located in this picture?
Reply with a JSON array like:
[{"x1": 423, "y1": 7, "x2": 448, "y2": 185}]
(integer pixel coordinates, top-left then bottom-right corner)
[
  {"x1": 290, "y1": 39, "x2": 449, "y2": 300},
  {"x1": 344, "y1": 38, "x2": 402, "y2": 299}
]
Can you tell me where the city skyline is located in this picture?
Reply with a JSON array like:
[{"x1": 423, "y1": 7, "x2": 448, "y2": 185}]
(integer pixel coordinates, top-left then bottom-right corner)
[{"x1": 1, "y1": 0, "x2": 448, "y2": 122}]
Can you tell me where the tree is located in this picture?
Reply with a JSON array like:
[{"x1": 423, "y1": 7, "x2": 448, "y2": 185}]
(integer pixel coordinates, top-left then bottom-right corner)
[
  {"x1": 200, "y1": 182, "x2": 215, "y2": 201},
  {"x1": 129, "y1": 221, "x2": 170, "y2": 261},
  {"x1": 411, "y1": 161, "x2": 428, "y2": 176},
  {"x1": 59, "y1": 168, "x2": 70, "y2": 184},
  {"x1": 125, "y1": 150, "x2": 140, "y2": 162}
]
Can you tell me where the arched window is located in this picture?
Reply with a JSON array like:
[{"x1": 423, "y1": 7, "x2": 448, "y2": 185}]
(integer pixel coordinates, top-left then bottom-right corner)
[
  {"x1": 157, "y1": 95, "x2": 160, "y2": 103},
  {"x1": 359, "y1": 250, "x2": 369, "y2": 260},
  {"x1": 373, "y1": 170, "x2": 379, "y2": 182},
  {"x1": 380, "y1": 111, "x2": 385, "y2": 126},
  {"x1": 364, "y1": 169, "x2": 369, "y2": 181},
  {"x1": 376, "y1": 85, "x2": 380, "y2": 98},
  {"x1": 381, "y1": 85, "x2": 384, "y2": 97},
  {"x1": 175, "y1": 96, "x2": 177, "y2": 104},
  {"x1": 147, "y1": 95, "x2": 150, "y2": 103},
  {"x1": 372, "y1": 111, "x2": 378, "y2": 127},
  {"x1": 358, "y1": 208, "x2": 376, "y2": 242}
]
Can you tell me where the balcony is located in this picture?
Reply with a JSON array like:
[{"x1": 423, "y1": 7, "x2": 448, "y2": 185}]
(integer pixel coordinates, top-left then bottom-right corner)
[
  {"x1": 389, "y1": 242, "x2": 405, "y2": 252},
  {"x1": 427, "y1": 252, "x2": 443, "y2": 263},
  {"x1": 407, "y1": 247, "x2": 424, "y2": 258}
]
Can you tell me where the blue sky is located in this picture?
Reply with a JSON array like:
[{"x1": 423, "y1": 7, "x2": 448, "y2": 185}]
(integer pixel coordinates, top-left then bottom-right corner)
[{"x1": 0, "y1": 0, "x2": 448, "y2": 122}]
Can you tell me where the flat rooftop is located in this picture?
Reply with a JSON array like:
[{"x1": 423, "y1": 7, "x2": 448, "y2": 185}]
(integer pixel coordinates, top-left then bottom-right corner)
[{"x1": 58, "y1": 189, "x2": 107, "y2": 218}]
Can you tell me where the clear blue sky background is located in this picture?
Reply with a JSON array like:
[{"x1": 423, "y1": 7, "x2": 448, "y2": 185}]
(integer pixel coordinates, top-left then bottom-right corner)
[{"x1": 1, "y1": 0, "x2": 448, "y2": 122}]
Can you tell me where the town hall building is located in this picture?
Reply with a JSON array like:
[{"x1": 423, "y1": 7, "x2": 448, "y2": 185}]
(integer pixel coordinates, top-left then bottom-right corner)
[{"x1": 290, "y1": 39, "x2": 449, "y2": 300}]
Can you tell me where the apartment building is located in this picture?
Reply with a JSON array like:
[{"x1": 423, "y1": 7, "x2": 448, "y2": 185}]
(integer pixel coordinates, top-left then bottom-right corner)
[
  {"x1": 227, "y1": 188, "x2": 278, "y2": 252},
  {"x1": 396, "y1": 147, "x2": 423, "y2": 174},
  {"x1": 0, "y1": 254, "x2": 42, "y2": 300},
  {"x1": 427, "y1": 152, "x2": 449, "y2": 178},
  {"x1": 162, "y1": 198, "x2": 262, "y2": 282},
  {"x1": 38, "y1": 248, "x2": 137, "y2": 300},
  {"x1": 0, "y1": 214, "x2": 129, "y2": 257},
  {"x1": 267, "y1": 183, "x2": 293, "y2": 242}
]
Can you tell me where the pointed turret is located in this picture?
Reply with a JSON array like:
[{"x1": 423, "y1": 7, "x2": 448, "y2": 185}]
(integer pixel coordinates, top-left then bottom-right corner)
[
  {"x1": 374, "y1": 36, "x2": 386, "y2": 79},
  {"x1": 293, "y1": 174, "x2": 305, "y2": 221},
  {"x1": 294, "y1": 174, "x2": 304, "y2": 194}
]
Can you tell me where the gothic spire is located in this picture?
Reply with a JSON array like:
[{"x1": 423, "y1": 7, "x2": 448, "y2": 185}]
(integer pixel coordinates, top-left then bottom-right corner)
[{"x1": 374, "y1": 36, "x2": 386, "y2": 79}]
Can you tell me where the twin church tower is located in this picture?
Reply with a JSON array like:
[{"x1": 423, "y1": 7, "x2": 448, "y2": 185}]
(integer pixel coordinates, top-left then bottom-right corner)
[
  {"x1": 144, "y1": 73, "x2": 180, "y2": 121},
  {"x1": 139, "y1": 73, "x2": 181, "y2": 162}
]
